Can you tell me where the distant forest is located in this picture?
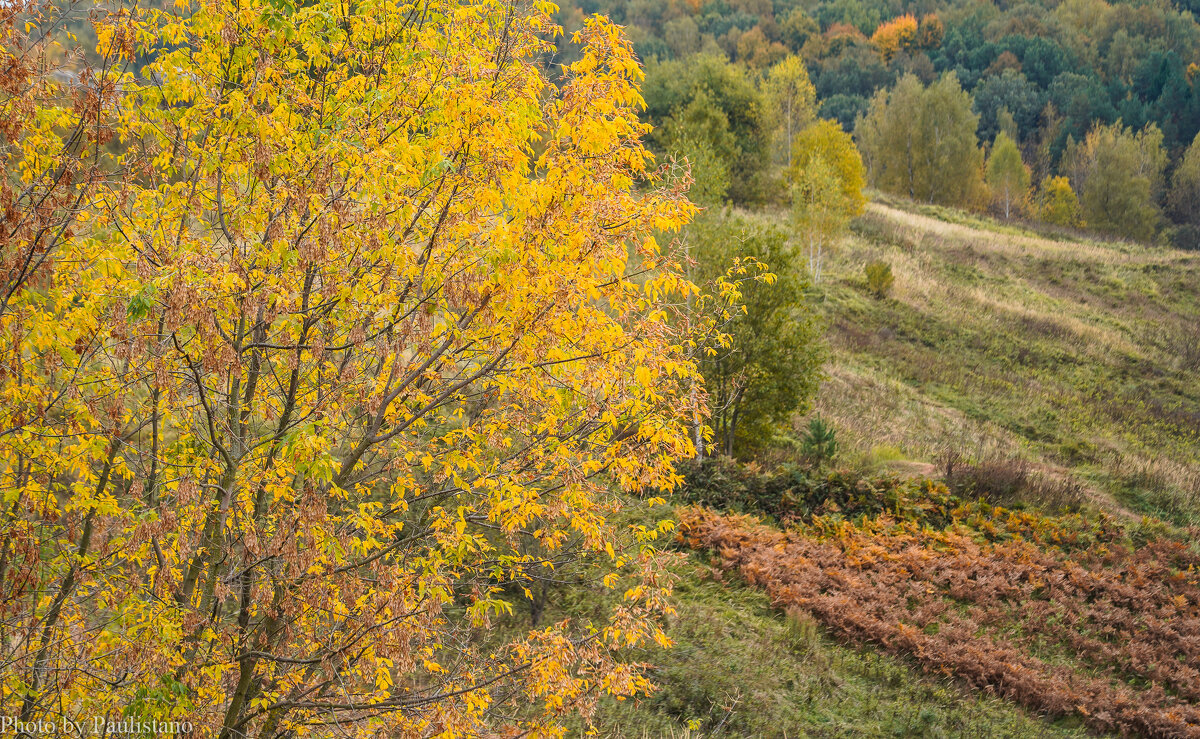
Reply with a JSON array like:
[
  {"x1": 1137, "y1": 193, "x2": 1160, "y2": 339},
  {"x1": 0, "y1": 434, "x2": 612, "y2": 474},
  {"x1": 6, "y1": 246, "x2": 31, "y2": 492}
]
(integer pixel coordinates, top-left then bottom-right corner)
[{"x1": 547, "y1": 0, "x2": 1200, "y2": 246}]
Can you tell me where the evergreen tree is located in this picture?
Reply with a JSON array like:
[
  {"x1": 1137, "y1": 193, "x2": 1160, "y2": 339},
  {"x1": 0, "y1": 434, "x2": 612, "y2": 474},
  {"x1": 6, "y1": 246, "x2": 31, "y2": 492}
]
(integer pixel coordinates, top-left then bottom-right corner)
[{"x1": 800, "y1": 416, "x2": 839, "y2": 466}]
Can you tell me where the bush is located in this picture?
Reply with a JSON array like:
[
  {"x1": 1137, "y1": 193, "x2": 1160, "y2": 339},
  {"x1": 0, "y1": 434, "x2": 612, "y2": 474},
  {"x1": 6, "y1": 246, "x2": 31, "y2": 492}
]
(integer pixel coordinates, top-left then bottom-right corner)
[
  {"x1": 674, "y1": 456, "x2": 958, "y2": 526},
  {"x1": 952, "y1": 456, "x2": 1028, "y2": 503},
  {"x1": 800, "y1": 415, "x2": 838, "y2": 465},
  {"x1": 1168, "y1": 223, "x2": 1200, "y2": 251},
  {"x1": 864, "y1": 260, "x2": 894, "y2": 297},
  {"x1": 939, "y1": 451, "x2": 1084, "y2": 510}
]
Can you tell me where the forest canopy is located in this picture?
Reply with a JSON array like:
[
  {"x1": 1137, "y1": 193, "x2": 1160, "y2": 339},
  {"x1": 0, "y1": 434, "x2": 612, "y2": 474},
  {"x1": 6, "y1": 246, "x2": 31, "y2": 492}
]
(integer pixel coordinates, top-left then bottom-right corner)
[{"x1": 553, "y1": 0, "x2": 1200, "y2": 245}]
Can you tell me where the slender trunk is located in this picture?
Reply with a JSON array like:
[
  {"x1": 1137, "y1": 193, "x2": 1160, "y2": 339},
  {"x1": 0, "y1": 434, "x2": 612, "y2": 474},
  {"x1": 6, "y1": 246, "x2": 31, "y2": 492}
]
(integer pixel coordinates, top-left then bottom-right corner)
[
  {"x1": 726, "y1": 387, "x2": 745, "y2": 457},
  {"x1": 145, "y1": 312, "x2": 168, "y2": 506},
  {"x1": 20, "y1": 448, "x2": 114, "y2": 720},
  {"x1": 685, "y1": 237, "x2": 702, "y2": 460},
  {"x1": 786, "y1": 95, "x2": 793, "y2": 166}
]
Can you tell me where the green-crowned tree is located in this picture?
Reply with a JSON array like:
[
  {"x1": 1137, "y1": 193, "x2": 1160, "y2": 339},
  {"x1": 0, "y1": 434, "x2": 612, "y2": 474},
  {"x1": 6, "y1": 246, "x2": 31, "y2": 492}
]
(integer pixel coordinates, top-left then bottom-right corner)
[
  {"x1": 691, "y1": 213, "x2": 824, "y2": 457},
  {"x1": 997, "y1": 109, "x2": 1020, "y2": 143},
  {"x1": 663, "y1": 16, "x2": 701, "y2": 59},
  {"x1": 856, "y1": 73, "x2": 985, "y2": 207},
  {"x1": 780, "y1": 7, "x2": 820, "y2": 51},
  {"x1": 973, "y1": 70, "x2": 1044, "y2": 143},
  {"x1": 644, "y1": 55, "x2": 772, "y2": 204},
  {"x1": 1063, "y1": 121, "x2": 1166, "y2": 241},
  {"x1": 986, "y1": 131, "x2": 1032, "y2": 219},
  {"x1": 1168, "y1": 131, "x2": 1200, "y2": 227},
  {"x1": 800, "y1": 416, "x2": 839, "y2": 466},
  {"x1": 661, "y1": 88, "x2": 736, "y2": 206}
]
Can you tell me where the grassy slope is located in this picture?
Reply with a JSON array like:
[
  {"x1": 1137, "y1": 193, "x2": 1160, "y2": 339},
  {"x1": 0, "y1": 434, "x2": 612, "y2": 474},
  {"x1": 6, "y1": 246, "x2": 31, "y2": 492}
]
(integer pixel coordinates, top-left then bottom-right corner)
[{"x1": 810, "y1": 196, "x2": 1200, "y2": 524}]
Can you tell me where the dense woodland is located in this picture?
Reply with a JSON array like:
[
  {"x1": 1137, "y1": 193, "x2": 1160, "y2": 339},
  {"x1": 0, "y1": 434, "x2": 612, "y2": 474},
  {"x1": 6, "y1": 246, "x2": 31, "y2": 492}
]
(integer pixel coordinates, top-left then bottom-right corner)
[{"x1": 545, "y1": 0, "x2": 1200, "y2": 247}]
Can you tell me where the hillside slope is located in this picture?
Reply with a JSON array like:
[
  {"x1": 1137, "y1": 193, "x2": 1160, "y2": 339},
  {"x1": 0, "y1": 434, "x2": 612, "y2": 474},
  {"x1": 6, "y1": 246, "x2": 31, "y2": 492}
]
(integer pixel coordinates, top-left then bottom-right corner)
[
  {"x1": 812, "y1": 198, "x2": 1200, "y2": 524},
  {"x1": 538, "y1": 203, "x2": 1200, "y2": 737}
]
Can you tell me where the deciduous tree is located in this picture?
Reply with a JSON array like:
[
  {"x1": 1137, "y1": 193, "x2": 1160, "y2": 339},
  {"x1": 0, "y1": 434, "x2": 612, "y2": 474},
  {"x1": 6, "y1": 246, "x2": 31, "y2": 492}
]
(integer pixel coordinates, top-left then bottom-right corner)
[
  {"x1": 644, "y1": 54, "x2": 772, "y2": 204},
  {"x1": 691, "y1": 214, "x2": 823, "y2": 457},
  {"x1": 0, "y1": 2, "x2": 706, "y2": 736},
  {"x1": 870, "y1": 14, "x2": 918, "y2": 62},
  {"x1": 856, "y1": 73, "x2": 985, "y2": 208},
  {"x1": 764, "y1": 55, "x2": 818, "y2": 167},
  {"x1": 1038, "y1": 176, "x2": 1085, "y2": 227},
  {"x1": 1064, "y1": 121, "x2": 1166, "y2": 240},
  {"x1": 789, "y1": 119, "x2": 866, "y2": 282},
  {"x1": 986, "y1": 131, "x2": 1032, "y2": 219},
  {"x1": 1168, "y1": 131, "x2": 1200, "y2": 227}
]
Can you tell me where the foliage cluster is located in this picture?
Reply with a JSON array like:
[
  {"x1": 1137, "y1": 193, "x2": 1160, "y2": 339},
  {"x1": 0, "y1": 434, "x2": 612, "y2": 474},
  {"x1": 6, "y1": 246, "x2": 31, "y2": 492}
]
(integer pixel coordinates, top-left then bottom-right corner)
[
  {"x1": 674, "y1": 456, "x2": 960, "y2": 527},
  {"x1": 788, "y1": 119, "x2": 866, "y2": 282},
  {"x1": 0, "y1": 1, "x2": 712, "y2": 735}
]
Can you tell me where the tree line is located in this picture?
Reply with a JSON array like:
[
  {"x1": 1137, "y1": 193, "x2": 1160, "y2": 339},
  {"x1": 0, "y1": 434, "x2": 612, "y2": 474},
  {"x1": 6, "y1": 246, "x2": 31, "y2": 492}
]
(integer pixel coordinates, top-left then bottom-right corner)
[{"x1": 554, "y1": 0, "x2": 1200, "y2": 246}]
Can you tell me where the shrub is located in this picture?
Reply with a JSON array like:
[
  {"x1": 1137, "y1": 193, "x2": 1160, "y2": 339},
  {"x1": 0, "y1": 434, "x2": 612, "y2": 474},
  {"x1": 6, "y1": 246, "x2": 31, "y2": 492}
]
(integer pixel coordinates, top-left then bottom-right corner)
[
  {"x1": 944, "y1": 454, "x2": 1030, "y2": 503},
  {"x1": 800, "y1": 416, "x2": 839, "y2": 465},
  {"x1": 1168, "y1": 223, "x2": 1200, "y2": 251},
  {"x1": 940, "y1": 451, "x2": 1085, "y2": 510},
  {"x1": 864, "y1": 260, "x2": 895, "y2": 297},
  {"x1": 675, "y1": 456, "x2": 955, "y2": 524}
]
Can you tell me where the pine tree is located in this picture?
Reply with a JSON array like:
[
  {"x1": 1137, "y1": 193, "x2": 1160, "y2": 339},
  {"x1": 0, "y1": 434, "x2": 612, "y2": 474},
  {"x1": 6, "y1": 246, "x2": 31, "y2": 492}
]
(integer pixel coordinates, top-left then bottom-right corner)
[{"x1": 800, "y1": 416, "x2": 838, "y2": 466}]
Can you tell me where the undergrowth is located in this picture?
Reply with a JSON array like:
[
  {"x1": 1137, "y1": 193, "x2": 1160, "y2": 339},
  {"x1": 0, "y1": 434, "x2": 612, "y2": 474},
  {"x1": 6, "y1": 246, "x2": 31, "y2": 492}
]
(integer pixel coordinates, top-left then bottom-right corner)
[
  {"x1": 675, "y1": 460, "x2": 1200, "y2": 737},
  {"x1": 560, "y1": 535, "x2": 1095, "y2": 738}
]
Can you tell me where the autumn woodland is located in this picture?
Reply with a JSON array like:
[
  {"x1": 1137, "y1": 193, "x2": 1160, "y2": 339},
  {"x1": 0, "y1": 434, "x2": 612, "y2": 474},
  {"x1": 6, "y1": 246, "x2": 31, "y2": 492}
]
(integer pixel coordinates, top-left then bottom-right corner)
[{"x1": 1, "y1": 0, "x2": 1199, "y2": 736}]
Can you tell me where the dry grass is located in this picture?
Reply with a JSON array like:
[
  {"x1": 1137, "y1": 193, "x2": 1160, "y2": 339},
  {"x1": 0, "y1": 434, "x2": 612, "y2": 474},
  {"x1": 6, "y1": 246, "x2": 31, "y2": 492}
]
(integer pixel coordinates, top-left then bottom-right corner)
[{"x1": 863, "y1": 201, "x2": 1176, "y2": 265}]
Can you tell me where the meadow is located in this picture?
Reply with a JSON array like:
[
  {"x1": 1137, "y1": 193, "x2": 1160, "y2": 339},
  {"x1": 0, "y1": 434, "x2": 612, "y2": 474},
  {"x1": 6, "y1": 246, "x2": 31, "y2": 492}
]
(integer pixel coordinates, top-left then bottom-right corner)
[{"x1": 811, "y1": 196, "x2": 1200, "y2": 525}]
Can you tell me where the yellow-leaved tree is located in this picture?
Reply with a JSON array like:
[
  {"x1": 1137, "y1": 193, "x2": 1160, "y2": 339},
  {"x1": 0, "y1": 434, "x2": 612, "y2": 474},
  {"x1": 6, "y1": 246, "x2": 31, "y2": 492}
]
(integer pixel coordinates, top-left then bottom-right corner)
[
  {"x1": 788, "y1": 119, "x2": 866, "y2": 283},
  {"x1": 0, "y1": 0, "x2": 707, "y2": 735}
]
